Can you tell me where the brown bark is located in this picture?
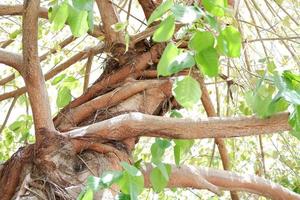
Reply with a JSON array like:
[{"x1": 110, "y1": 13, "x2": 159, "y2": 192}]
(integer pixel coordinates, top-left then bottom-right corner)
[
  {"x1": 197, "y1": 75, "x2": 239, "y2": 200},
  {"x1": 22, "y1": 0, "x2": 56, "y2": 137},
  {"x1": 67, "y1": 112, "x2": 290, "y2": 140},
  {"x1": 0, "y1": 1, "x2": 298, "y2": 200}
]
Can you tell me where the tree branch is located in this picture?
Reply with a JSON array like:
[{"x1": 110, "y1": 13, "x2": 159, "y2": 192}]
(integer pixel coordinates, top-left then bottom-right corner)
[
  {"x1": 197, "y1": 74, "x2": 239, "y2": 200},
  {"x1": 95, "y1": 0, "x2": 124, "y2": 45},
  {"x1": 0, "y1": 44, "x2": 104, "y2": 102},
  {"x1": 0, "y1": 49, "x2": 23, "y2": 72},
  {"x1": 143, "y1": 164, "x2": 300, "y2": 200},
  {"x1": 22, "y1": 0, "x2": 55, "y2": 136},
  {"x1": 65, "y1": 44, "x2": 164, "y2": 109},
  {"x1": 56, "y1": 79, "x2": 172, "y2": 131},
  {"x1": 138, "y1": 0, "x2": 162, "y2": 20},
  {"x1": 67, "y1": 112, "x2": 290, "y2": 140},
  {"x1": 0, "y1": 4, "x2": 103, "y2": 38}
]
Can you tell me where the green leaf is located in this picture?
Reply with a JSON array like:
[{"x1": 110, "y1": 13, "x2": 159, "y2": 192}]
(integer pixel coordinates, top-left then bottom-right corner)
[
  {"x1": 167, "y1": 52, "x2": 195, "y2": 74},
  {"x1": 174, "y1": 139, "x2": 194, "y2": 166},
  {"x1": 51, "y1": 74, "x2": 66, "y2": 85},
  {"x1": 72, "y1": 0, "x2": 94, "y2": 11},
  {"x1": 274, "y1": 71, "x2": 300, "y2": 105},
  {"x1": 72, "y1": 0, "x2": 94, "y2": 31},
  {"x1": 245, "y1": 81, "x2": 288, "y2": 118},
  {"x1": 195, "y1": 47, "x2": 219, "y2": 77},
  {"x1": 81, "y1": 188, "x2": 93, "y2": 200},
  {"x1": 100, "y1": 170, "x2": 123, "y2": 188},
  {"x1": 67, "y1": 6, "x2": 89, "y2": 37},
  {"x1": 189, "y1": 31, "x2": 215, "y2": 52},
  {"x1": 289, "y1": 105, "x2": 300, "y2": 140},
  {"x1": 217, "y1": 26, "x2": 241, "y2": 58},
  {"x1": 87, "y1": 176, "x2": 100, "y2": 191},
  {"x1": 172, "y1": 76, "x2": 202, "y2": 109},
  {"x1": 153, "y1": 15, "x2": 175, "y2": 42},
  {"x1": 171, "y1": 5, "x2": 202, "y2": 24},
  {"x1": 156, "y1": 138, "x2": 172, "y2": 149},
  {"x1": 56, "y1": 86, "x2": 72, "y2": 108},
  {"x1": 148, "y1": 0, "x2": 174, "y2": 25},
  {"x1": 120, "y1": 162, "x2": 142, "y2": 177},
  {"x1": 111, "y1": 22, "x2": 128, "y2": 32},
  {"x1": 157, "y1": 163, "x2": 171, "y2": 180},
  {"x1": 170, "y1": 110, "x2": 183, "y2": 118},
  {"x1": 150, "y1": 164, "x2": 171, "y2": 192},
  {"x1": 204, "y1": 14, "x2": 219, "y2": 31},
  {"x1": 116, "y1": 193, "x2": 131, "y2": 200},
  {"x1": 151, "y1": 139, "x2": 171, "y2": 165},
  {"x1": 157, "y1": 43, "x2": 180, "y2": 76},
  {"x1": 202, "y1": 0, "x2": 226, "y2": 16},
  {"x1": 51, "y1": 2, "x2": 69, "y2": 31},
  {"x1": 9, "y1": 29, "x2": 21, "y2": 39},
  {"x1": 117, "y1": 171, "x2": 144, "y2": 200}
]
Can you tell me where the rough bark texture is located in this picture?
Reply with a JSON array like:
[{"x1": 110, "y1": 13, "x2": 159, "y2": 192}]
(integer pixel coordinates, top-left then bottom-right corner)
[{"x1": 0, "y1": 1, "x2": 299, "y2": 200}]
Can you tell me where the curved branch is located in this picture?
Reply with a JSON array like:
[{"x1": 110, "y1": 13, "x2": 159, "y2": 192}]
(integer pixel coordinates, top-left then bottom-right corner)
[
  {"x1": 67, "y1": 112, "x2": 290, "y2": 140},
  {"x1": 0, "y1": 44, "x2": 104, "y2": 102},
  {"x1": 95, "y1": 0, "x2": 124, "y2": 44},
  {"x1": 56, "y1": 79, "x2": 172, "y2": 131},
  {"x1": 22, "y1": 0, "x2": 55, "y2": 135},
  {"x1": 65, "y1": 44, "x2": 164, "y2": 109},
  {"x1": 0, "y1": 49, "x2": 23, "y2": 72},
  {"x1": 0, "y1": 4, "x2": 103, "y2": 38},
  {"x1": 143, "y1": 164, "x2": 300, "y2": 200}
]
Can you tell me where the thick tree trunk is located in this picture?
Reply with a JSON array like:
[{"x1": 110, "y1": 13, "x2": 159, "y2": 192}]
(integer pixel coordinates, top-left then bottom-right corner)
[{"x1": 0, "y1": 42, "x2": 168, "y2": 200}]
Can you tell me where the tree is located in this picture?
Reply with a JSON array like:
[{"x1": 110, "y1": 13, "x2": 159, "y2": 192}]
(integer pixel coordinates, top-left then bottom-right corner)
[{"x1": 0, "y1": 0, "x2": 299, "y2": 199}]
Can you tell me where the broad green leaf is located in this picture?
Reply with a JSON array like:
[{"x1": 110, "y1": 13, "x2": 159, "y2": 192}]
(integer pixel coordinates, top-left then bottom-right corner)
[
  {"x1": 151, "y1": 139, "x2": 171, "y2": 164},
  {"x1": 189, "y1": 31, "x2": 215, "y2": 52},
  {"x1": 289, "y1": 105, "x2": 300, "y2": 140},
  {"x1": 120, "y1": 162, "x2": 142, "y2": 177},
  {"x1": 51, "y1": 2, "x2": 69, "y2": 31},
  {"x1": 195, "y1": 47, "x2": 219, "y2": 77},
  {"x1": 72, "y1": 0, "x2": 94, "y2": 11},
  {"x1": 150, "y1": 164, "x2": 171, "y2": 192},
  {"x1": 56, "y1": 86, "x2": 72, "y2": 108},
  {"x1": 116, "y1": 193, "x2": 131, "y2": 200},
  {"x1": 87, "y1": 11, "x2": 94, "y2": 31},
  {"x1": 174, "y1": 139, "x2": 194, "y2": 166},
  {"x1": 171, "y1": 5, "x2": 202, "y2": 24},
  {"x1": 61, "y1": 76, "x2": 80, "y2": 89},
  {"x1": 157, "y1": 43, "x2": 180, "y2": 76},
  {"x1": 274, "y1": 71, "x2": 300, "y2": 105},
  {"x1": 67, "y1": 6, "x2": 89, "y2": 37},
  {"x1": 167, "y1": 52, "x2": 195, "y2": 74},
  {"x1": 117, "y1": 171, "x2": 144, "y2": 200},
  {"x1": 148, "y1": 0, "x2": 174, "y2": 25},
  {"x1": 202, "y1": 0, "x2": 226, "y2": 16},
  {"x1": 153, "y1": 15, "x2": 175, "y2": 42},
  {"x1": 87, "y1": 176, "x2": 100, "y2": 191},
  {"x1": 156, "y1": 138, "x2": 172, "y2": 149},
  {"x1": 81, "y1": 188, "x2": 93, "y2": 200},
  {"x1": 51, "y1": 74, "x2": 66, "y2": 85},
  {"x1": 72, "y1": 0, "x2": 94, "y2": 31},
  {"x1": 172, "y1": 76, "x2": 202, "y2": 109},
  {"x1": 217, "y1": 26, "x2": 241, "y2": 58},
  {"x1": 157, "y1": 163, "x2": 171, "y2": 180},
  {"x1": 151, "y1": 143, "x2": 165, "y2": 164},
  {"x1": 170, "y1": 110, "x2": 183, "y2": 118},
  {"x1": 245, "y1": 82, "x2": 288, "y2": 118},
  {"x1": 100, "y1": 171, "x2": 123, "y2": 188}
]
